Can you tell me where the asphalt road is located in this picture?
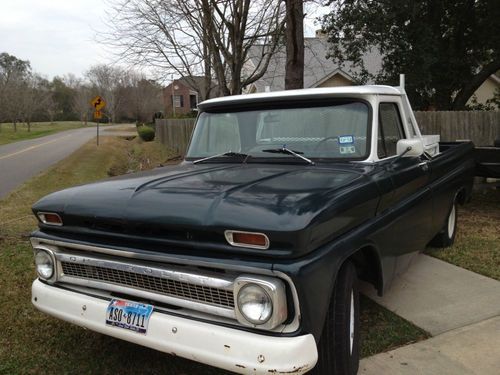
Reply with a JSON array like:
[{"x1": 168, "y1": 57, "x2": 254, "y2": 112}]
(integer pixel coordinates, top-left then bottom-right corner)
[{"x1": 0, "y1": 125, "x2": 135, "y2": 200}]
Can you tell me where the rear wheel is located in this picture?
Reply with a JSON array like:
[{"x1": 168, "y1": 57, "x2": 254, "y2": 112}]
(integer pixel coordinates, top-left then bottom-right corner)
[
  {"x1": 429, "y1": 200, "x2": 457, "y2": 248},
  {"x1": 314, "y1": 261, "x2": 360, "y2": 375}
]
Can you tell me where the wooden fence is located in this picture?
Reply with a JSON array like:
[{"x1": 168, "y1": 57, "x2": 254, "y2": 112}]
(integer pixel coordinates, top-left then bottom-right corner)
[
  {"x1": 156, "y1": 111, "x2": 500, "y2": 155},
  {"x1": 414, "y1": 111, "x2": 500, "y2": 146},
  {"x1": 155, "y1": 119, "x2": 196, "y2": 155}
]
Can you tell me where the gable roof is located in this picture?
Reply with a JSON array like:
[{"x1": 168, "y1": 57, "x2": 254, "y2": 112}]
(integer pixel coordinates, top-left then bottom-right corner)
[{"x1": 246, "y1": 37, "x2": 382, "y2": 92}]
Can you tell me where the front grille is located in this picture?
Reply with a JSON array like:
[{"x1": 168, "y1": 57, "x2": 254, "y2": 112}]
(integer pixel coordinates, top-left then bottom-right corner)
[{"x1": 61, "y1": 262, "x2": 234, "y2": 308}]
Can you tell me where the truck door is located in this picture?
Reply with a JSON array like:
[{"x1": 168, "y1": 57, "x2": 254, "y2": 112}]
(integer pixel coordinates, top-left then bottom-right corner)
[{"x1": 375, "y1": 101, "x2": 433, "y2": 254}]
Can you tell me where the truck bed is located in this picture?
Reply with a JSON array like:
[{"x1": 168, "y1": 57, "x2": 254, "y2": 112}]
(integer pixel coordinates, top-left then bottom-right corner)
[
  {"x1": 474, "y1": 147, "x2": 500, "y2": 178},
  {"x1": 439, "y1": 142, "x2": 500, "y2": 178}
]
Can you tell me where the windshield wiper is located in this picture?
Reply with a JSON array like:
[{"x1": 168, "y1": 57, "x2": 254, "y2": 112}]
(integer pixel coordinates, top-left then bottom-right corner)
[
  {"x1": 193, "y1": 151, "x2": 250, "y2": 164},
  {"x1": 262, "y1": 146, "x2": 315, "y2": 165}
]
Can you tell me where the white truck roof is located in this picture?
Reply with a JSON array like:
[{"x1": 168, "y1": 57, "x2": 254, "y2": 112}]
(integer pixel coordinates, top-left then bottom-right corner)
[{"x1": 198, "y1": 85, "x2": 402, "y2": 109}]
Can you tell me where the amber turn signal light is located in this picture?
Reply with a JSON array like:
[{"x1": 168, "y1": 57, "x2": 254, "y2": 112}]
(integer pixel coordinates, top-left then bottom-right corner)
[
  {"x1": 224, "y1": 230, "x2": 270, "y2": 249},
  {"x1": 37, "y1": 212, "x2": 63, "y2": 226}
]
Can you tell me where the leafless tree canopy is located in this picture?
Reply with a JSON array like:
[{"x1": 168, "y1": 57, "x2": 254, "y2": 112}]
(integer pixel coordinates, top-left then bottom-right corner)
[{"x1": 103, "y1": 0, "x2": 286, "y2": 96}]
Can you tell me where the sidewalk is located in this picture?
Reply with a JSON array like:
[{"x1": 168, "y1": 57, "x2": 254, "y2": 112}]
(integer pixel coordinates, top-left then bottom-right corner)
[
  {"x1": 361, "y1": 254, "x2": 500, "y2": 335},
  {"x1": 360, "y1": 316, "x2": 500, "y2": 374},
  {"x1": 360, "y1": 254, "x2": 500, "y2": 374}
]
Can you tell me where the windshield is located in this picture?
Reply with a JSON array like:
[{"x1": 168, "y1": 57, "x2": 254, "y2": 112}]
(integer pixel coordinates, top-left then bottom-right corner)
[{"x1": 186, "y1": 101, "x2": 370, "y2": 161}]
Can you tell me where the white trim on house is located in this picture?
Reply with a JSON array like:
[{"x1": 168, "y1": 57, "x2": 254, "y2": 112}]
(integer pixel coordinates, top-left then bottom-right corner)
[{"x1": 310, "y1": 69, "x2": 354, "y2": 88}]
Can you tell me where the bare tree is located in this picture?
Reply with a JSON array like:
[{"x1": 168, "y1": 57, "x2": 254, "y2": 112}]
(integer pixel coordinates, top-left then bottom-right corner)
[
  {"x1": 86, "y1": 64, "x2": 126, "y2": 123},
  {"x1": 121, "y1": 72, "x2": 163, "y2": 123},
  {"x1": 0, "y1": 53, "x2": 31, "y2": 131},
  {"x1": 21, "y1": 74, "x2": 51, "y2": 131},
  {"x1": 70, "y1": 81, "x2": 92, "y2": 125},
  {"x1": 103, "y1": 0, "x2": 286, "y2": 96}
]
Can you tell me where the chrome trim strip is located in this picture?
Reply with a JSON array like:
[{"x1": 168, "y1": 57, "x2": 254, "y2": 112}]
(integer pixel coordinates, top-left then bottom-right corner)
[
  {"x1": 55, "y1": 253, "x2": 234, "y2": 290},
  {"x1": 30, "y1": 237, "x2": 302, "y2": 333},
  {"x1": 224, "y1": 230, "x2": 270, "y2": 250}
]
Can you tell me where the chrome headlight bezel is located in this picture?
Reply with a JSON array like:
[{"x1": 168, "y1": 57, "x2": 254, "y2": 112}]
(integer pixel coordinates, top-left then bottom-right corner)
[
  {"x1": 33, "y1": 247, "x2": 56, "y2": 281},
  {"x1": 234, "y1": 275, "x2": 288, "y2": 330}
]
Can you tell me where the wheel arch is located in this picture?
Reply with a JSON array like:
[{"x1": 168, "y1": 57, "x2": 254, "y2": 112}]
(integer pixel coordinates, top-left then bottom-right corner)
[
  {"x1": 455, "y1": 186, "x2": 468, "y2": 205},
  {"x1": 346, "y1": 245, "x2": 384, "y2": 296}
]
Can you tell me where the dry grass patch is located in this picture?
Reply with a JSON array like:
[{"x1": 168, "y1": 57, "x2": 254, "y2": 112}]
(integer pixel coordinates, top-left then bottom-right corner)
[{"x1": 103, "y1": 125, "x2": 137, "y2": 132}]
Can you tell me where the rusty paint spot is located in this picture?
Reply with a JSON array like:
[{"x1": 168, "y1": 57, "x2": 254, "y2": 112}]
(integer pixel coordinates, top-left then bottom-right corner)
[
  {"x1": 267, "y1": 365, "x2": 309, "y2": 374},
  {"x1": 224, "y1": 345, "x2": 230, "y2": 349},
  {"x1": 235, "y1": 364, "x2": 246, "y2": 369}
]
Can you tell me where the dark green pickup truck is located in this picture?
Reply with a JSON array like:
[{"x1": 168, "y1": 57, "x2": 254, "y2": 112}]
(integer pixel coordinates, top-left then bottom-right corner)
[{"x1": 30, "y1": 85, "x2": 475, "y2": 374}]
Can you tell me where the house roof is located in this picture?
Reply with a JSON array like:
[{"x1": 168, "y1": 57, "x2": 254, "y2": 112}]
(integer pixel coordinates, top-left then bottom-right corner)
[
  {"x1": 198, "y1": 85, "x2": 401, "y2": 110},
  {"x1": 246, "y1": 37, "x2": 382, "y2": 92}
]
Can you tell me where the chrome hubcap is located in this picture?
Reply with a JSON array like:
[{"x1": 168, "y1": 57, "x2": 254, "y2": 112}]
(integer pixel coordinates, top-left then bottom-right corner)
[
  {"x1": 447, "y1": 205, "x2": 456, "y2": 238},
  {"x1": 349, "y1": 291, "x2": 354, "y2": 355}
]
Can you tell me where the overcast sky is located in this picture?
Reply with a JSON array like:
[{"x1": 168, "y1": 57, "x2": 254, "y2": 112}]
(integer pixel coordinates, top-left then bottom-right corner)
[
  {"x1": 0, "y1": 1, "x2": 328, "y2": 80},
  {"x1": 0, "y1": 0, "x2": 113, "y2": 79}
]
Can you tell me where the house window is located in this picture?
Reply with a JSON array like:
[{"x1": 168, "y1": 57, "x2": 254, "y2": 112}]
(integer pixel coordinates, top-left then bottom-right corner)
[
  {"x1": 378, "y1": 103, "x2": 405, "y2": 158},
  {"x1": 172, "y1": 95, "x2": 184, "y2": 108},
  {"x1": 189, "y1": 94, "x2": 198, "y2": 109}
]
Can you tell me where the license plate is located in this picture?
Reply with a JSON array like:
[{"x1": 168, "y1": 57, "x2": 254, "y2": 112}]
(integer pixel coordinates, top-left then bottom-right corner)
[{"x1": 105, "y1": 299, "x2": 153, "y2": 334}]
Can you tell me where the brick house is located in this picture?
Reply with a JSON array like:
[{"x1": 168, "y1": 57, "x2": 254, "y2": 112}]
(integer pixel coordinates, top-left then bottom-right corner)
[{"x1": 163, "y1": 78, "x2": 200, "y2": 117}]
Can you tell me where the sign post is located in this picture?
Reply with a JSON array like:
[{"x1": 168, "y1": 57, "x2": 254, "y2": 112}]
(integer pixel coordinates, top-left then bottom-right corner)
[{"x1": 91, "y1": 96, "x2": 106, "y2": 146}]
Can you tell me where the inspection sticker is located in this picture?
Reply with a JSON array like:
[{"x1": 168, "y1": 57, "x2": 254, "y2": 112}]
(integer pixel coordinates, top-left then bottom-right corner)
[
  {"x1": 339, "y1": 135, "x2": 354, "y2": 144},
  {"x1": 340, "y1": 146, "x2": 356, "y2": 154}
]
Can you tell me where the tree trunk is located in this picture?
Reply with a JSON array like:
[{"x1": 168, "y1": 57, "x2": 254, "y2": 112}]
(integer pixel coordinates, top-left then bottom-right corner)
[
  {"x1": 27, "y1": 120, "x2": 31, "y2": 132},
  {"x1": 452, "y1": 59, "x2": 500, "y2": 110},
  {"x1": 285, "y1": 0, "x2": 304, "y2": 90}
]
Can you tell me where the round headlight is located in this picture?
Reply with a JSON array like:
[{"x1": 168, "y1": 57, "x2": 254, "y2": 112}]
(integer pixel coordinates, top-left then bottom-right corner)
[
  {"x1": 35, "y1": 250, "x2": 54, "y2": 279},
  {"x1": 237, "y1": 284, "x2": 273, "y2": 325}
]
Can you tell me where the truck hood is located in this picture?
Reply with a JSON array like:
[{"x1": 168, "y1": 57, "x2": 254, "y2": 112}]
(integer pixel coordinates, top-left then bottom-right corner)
[{"x1": 33, "y1": 163, "x2": 379, "y2": 256}]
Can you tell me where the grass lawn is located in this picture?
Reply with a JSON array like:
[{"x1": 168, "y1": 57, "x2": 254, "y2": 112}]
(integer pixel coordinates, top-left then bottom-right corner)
[
  {"x1": 0, "y1": 137, "x2": 427, "y2": 374},
  {"x1": 103, "y1": 125, "x2": 137, "y2": 132},
  {"x1": 0, "y1": 121, "x2": 121, "y2": 146},
  {"x1": 426, "y1": 188, "x2": 500, "y2": 281},
  {"x1": 0, "y1": 121, "x2": 90, "y2": 145}
]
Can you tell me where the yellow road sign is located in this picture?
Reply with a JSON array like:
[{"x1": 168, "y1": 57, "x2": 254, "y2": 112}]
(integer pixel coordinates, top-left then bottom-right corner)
[
  {"x1": 94, "y1": 110, "x2": 103, "y2": 119},
  {"x1": 91, "y1": 96, "x2": 106, "y2": 110}
]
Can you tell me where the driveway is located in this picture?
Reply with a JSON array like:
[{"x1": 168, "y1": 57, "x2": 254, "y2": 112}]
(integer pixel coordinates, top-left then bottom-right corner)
[
  {"x1": 360, "y1": 254, "x2": 500, "y2": 374},
  {"x1": 0, "y1": 125, "x2": 136, "y2": 199}
]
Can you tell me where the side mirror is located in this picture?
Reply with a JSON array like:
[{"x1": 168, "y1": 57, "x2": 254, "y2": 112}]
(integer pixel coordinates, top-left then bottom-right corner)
[{"x1": 396, "y1": 138, "x2": 424, "y2": 157}]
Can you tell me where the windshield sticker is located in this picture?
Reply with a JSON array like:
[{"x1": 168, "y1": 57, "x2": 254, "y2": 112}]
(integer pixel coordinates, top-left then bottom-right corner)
[
  {"x1": 340, "y1": 146, "x2": 356, "y2": 154},
  {"x1": 339, "y1": 135, "x2": 354, "y2": 144}
]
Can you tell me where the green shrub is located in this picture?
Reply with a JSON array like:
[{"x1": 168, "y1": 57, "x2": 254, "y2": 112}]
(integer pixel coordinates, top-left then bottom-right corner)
[{"x1": 137, "y1": 126, "x2": 155, "y2": 142}]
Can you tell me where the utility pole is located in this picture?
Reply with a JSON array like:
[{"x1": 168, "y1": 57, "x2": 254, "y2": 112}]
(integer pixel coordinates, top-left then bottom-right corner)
[{"x1": 171, "y1": 74, "x2": 176, "y2": 117}]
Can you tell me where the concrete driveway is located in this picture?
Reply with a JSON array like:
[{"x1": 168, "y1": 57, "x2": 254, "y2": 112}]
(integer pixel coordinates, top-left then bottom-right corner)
[{"x1": 360, "y1": 254, "x2": 500, "y2": 374}]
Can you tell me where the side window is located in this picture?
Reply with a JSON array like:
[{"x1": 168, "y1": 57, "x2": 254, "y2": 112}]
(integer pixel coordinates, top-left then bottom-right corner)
[{"x1": 378, "y1": 103, "x2": 405, "y2": 158}]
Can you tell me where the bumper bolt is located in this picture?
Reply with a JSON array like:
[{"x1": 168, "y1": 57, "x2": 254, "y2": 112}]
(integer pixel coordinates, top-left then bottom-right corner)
[
  {"x1": 257, "y1": 355, "x2": 265, "y2": 363},
  {"x1": 172, "y1": 327, "x2": 177, "y2": 334}
]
